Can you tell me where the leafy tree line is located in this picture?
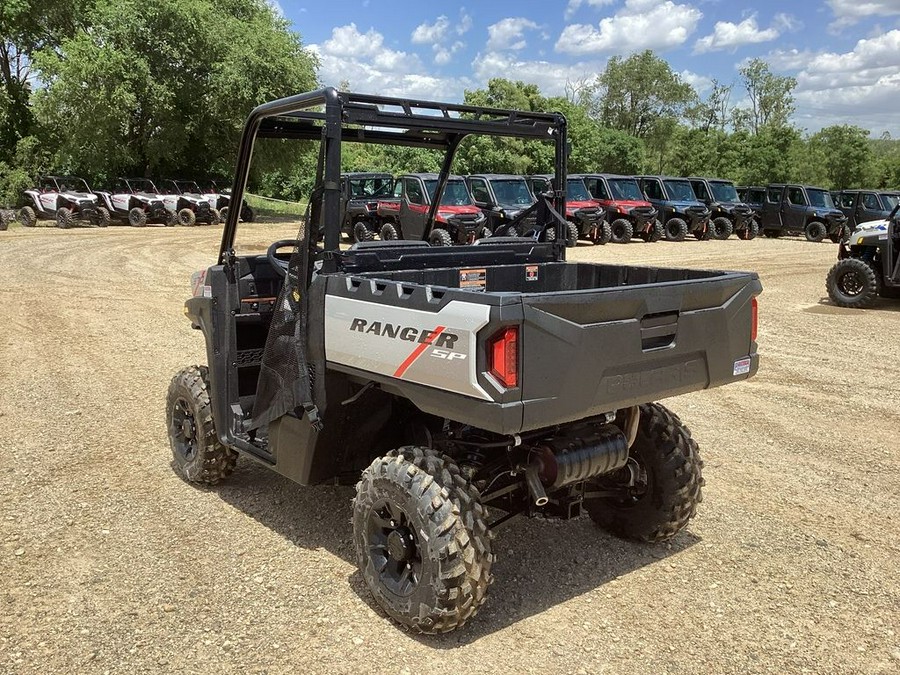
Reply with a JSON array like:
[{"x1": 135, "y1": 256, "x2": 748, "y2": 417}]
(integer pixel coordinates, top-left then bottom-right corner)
[
  {"x1": 0, "y1": 0, "x2": 317, "y2": 204},
  {"x1": 1, "y1": 1, "x2": 898, "y2": 207}
]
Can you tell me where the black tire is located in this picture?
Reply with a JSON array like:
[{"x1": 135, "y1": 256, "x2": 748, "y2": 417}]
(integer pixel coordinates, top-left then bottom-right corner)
[
  {"x1": 95, "y1": 207, "x2": 110, "y2": 227},
  {"x1": 0, "y1": 211, "x2": 8, "y2": 231},
  {"x1": 19, "y1": 206, "x2": 36, "y2": 227},
  {"x1": 805, "y1": 220, "x2": 826, "y2": 243},
  {"x1": 353, "y1": 447, "x2": 493, "y2": 634},
  {"x1": 380, "y1": 221, "x2": 398, "y2": 241},
  {"x1": 763, "y1": 229, "x2": 780, "y2": 238},
  {"x1": 664, "y1": 217, "x2": 688, "y2": 242},
  {"x1": 541, "y1": 224, "x2": 556, "y2": 242},
  {"x1": 694, "y1": 223, "x2": 711, "y2": 241},
  {"x1": 353, "y1": 220, "x2": 375, "y2": 243},
  {"x1": 738, "y1": 219, "x2": 759, "y2": 240},
  {"x1": 585, "y1": 402, "x2": 704, "y2": 542},
  {"x1": 591, "y1": 220, "x2": 612, "y2": 245},
  {"x1": 219, "y1": 205, "x2": 230, "y2": 223},
  {"x1": 711, "y1": 217, "x2": 733, "y2": 240},
  {"x1": 56, "y1": 207, "x2": 73, "y2": 229},
  {"x1": 128, "y1": 207, "x2": 148, "y2": 227},
  {"x1": 826, "y1": 258, "x2": 881, "y2": 309},
  {"x1": 208, "y1": 208, "x2": 221, "y2": 226},
  {"x1": 166, "y1": 365, "x2": 238, "y2": 484},
  {"x1": 610, "y1": 218, "x2": 633, "y2": 244},
  {"x1": 642, "y1": 219, "x2": 663, "y2": 243},
  {"x1": 429, "y1": 227, "x2": 452, "y2": 246},
  {"x1": 241, "y1": 204, "x2": 255, "y2": 222},
  {"x1": 177, "y1": 208, "x2": 196, "y2": 227},
  {"x1": 566, "y1": 221, "x2": 579, "y2": 247}
]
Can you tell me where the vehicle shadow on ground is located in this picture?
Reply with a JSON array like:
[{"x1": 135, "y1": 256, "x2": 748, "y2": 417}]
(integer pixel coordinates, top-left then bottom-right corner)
[
  {"x1": 215, "y1": 460, "x2": 700, "y2": 644},
  {"x1": 808, "y1": 297, "x2": 900, "y2": 313}
]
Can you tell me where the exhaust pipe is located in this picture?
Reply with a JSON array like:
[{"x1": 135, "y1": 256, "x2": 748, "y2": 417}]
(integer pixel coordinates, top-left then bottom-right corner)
[{"x1": 524, "y1": 424, "x2": 629, "y2": 506}]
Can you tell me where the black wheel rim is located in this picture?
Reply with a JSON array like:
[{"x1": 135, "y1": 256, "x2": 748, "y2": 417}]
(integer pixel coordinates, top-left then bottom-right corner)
[
  {"x1": 171, "y1": 396, "x2": 198, "y2": 461},
  {"x1": 367, "y1": 499, "x2": 421, "y2": 596},
  {"x1": 837, "y1": 270, "x2": 864, "y2": 296}
]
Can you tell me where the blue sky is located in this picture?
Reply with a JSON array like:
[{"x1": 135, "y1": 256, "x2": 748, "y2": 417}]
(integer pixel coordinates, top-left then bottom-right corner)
[{"x1": 275, "y1": 0, "x2": 900, "y2": 135}]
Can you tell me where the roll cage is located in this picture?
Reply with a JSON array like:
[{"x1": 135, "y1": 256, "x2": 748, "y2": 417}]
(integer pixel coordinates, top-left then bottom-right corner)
[{"x1": 218, "y1": 87, "x2": 569, "y2": 272}]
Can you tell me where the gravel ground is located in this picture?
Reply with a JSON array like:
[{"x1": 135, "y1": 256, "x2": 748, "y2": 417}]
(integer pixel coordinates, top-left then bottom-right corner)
[{"x1": 1, "y1": 224, "x2": 898, "y2": 674}]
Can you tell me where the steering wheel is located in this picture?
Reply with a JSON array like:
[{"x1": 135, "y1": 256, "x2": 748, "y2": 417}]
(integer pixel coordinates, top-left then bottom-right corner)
[{"x1": 267, "y1": 239, "x2": 300, "y2": 277}]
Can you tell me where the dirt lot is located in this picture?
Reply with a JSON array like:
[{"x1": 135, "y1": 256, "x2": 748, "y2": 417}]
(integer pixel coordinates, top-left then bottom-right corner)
[{"x1": 1, "y1": 224, "x2": 898, "y2": 674}]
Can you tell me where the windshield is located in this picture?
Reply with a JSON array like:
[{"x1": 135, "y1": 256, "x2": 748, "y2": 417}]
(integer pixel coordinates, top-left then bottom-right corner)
[
  {"x1": 348, "y1": 176, "x2": 393, "y2": 198},
  {"x1": 425, "y1": 179, "x2": 472, "y2": 206},
  {"x1": 567, "y1": 179, "x2": 591, "y2": 201},
  {"x1": 709, "y1": 181, "x2": 739, "y2": 202},
  {"x1": 491, "y1": 179, "x2": 535, "y2": 206},
  {"x1": 881, "y1": 194, "x2": 899, "y2": 210},
  {"x1": 608, "y1": 178, "x2": 644, "y2": 201},
  {"x1": 61, "y1": 177, "x2": 91, "y2": 193},
  {"x1": 176, "y1": 181, "x2": 202, "y2": 194},
  {"x1": 130, "y1": 179, "x2": 158, "y2": 193},
  {"x1": 807, "y1": 189, "x2": 835, "y2": 209},
  {"x1": 663, "y1": 180, "x2": 697, "y2": 202}
]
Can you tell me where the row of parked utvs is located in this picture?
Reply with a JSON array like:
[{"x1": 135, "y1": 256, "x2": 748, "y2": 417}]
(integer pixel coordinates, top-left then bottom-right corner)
[
  {"x1": 0, "y1": 176, "x2": 254, "y2": 230},
  {"x1": 338, "y1": 170, "x2": 862, "y2": 247}
]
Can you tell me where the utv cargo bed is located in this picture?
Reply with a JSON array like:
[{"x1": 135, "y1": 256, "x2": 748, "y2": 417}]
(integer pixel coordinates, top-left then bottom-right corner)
[{"x1": 325, "y1": 259, "x2": 760, "y2": 434}]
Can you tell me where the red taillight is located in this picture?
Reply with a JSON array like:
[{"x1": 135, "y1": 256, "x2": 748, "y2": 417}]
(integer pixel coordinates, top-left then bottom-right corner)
[
  {"x1": 751, "y1": 297, "x2": 758, "y2": 342},
  {"x1": 488, "y1": 326, "x2": 519, "y2": 388}
]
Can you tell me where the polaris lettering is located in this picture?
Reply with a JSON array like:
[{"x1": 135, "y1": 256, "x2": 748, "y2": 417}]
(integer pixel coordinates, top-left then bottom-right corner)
[{"x1": 349, "y1": 318, "x2": 459, "y2": 350}]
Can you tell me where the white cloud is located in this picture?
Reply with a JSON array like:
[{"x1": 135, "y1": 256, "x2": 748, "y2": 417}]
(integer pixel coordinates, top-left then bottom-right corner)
[
  {"x1": 827, "y1": 0, "x2": 900, "y2": 21},
  {"x1": 310, "y1": 24, "x2": 472, "y2": 100},
  {"x1": 412, "y1": 12, "x2": 472, "y2": 65},
  {"x1": 785, "y1": 30, "x2": 900, "y2": 133},
  {"x1": 435, "y1": 41, "x2": 465, "y2": 66},
  {"x1": 556, "y1": 0, "x2": 702, "y2": 56},
  {"x1": 694, "y1": 13, "x2": 791, "y2": 54},
  {"x1": 679, "y1": 69, "x2": 713, "y2": 94},
  {"x1": 412, "y1": 16, "x2": 451, "y2": 44},
  {"x1": 564, "y1": 0, "x2": 616, "y2": 20},
  {"x1": 486, "y1": 18, "x2": 539, "y2": 51},
  {"x1": 471, "y1": 51, "x2": 602, "y2": 96}
]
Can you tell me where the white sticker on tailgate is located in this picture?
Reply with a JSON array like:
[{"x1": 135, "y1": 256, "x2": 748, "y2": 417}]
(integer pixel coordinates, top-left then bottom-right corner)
[{"x1": 733, "y1": 357, "x2": 752, "y2": 376}]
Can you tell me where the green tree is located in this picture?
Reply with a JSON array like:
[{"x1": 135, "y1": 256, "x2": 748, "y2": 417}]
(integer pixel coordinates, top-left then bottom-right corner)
[
  {"x1": 0, "y1": 0, "x2": 95, "y2": 159},
  {"x1": 586, "y1": 50, "x2": 696, "y2": 139},
  {"x1": 455, "y1": 79, "x2": 555, "y2": 174},
  {"x1": 31, "y1": 0, "x2": 317, "y2": 181},
  {"x1": 806, "y1": 125, "x2": 872, "y2": 190},
  {"x1": 734, "y1": 59, "x2": 796, "y2": 134}
]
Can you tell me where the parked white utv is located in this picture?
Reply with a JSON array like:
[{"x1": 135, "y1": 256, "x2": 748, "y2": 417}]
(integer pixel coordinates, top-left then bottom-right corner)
[
  {"x1": 95, "y1": 178, "x2": 171, "y2": 227},
  {"x1": 18, "y1": 176, "x2": 109, "y2": 228},
  {"x1": 158, "y1": 179, "x2": 219, "y2": 226}
]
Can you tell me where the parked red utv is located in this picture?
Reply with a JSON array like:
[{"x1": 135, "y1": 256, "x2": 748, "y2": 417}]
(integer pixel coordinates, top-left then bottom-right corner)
[
  {"x1": 526, "y1": 174, "x2": 609, "y2": 245},
  {"x1": 574, "y1": 173, "x2": 661, "y2": 243},
  {"x1": 392, "y1": 173, "x2": 491, "y2": 245}
]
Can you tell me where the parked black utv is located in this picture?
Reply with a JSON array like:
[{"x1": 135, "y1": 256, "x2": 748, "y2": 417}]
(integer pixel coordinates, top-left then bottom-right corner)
[
  {"x1": 167, "y1": 88, "x2": 761, "y2": 636},
  {"x1": 340, "y1": 172, "x2": 394, "y2": 243},
  {"x1": 466, "y1": 174, "x2": 538, "y2": 237},
  {"x1": 826, "y1": 204, "x2": 900, "y2": 308},
  {"x1": 688, "y1": 177, "x2": 758, "y2": 240},
  {"x1": 833, "y1": 190, "x2": 899, "y2": 237},
  {"x1": 636, "y1": 175, "x2": 711, "y2": 241},
  {"x1": 759, "y1": 184, "x2": 847, "y2": 242}
]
